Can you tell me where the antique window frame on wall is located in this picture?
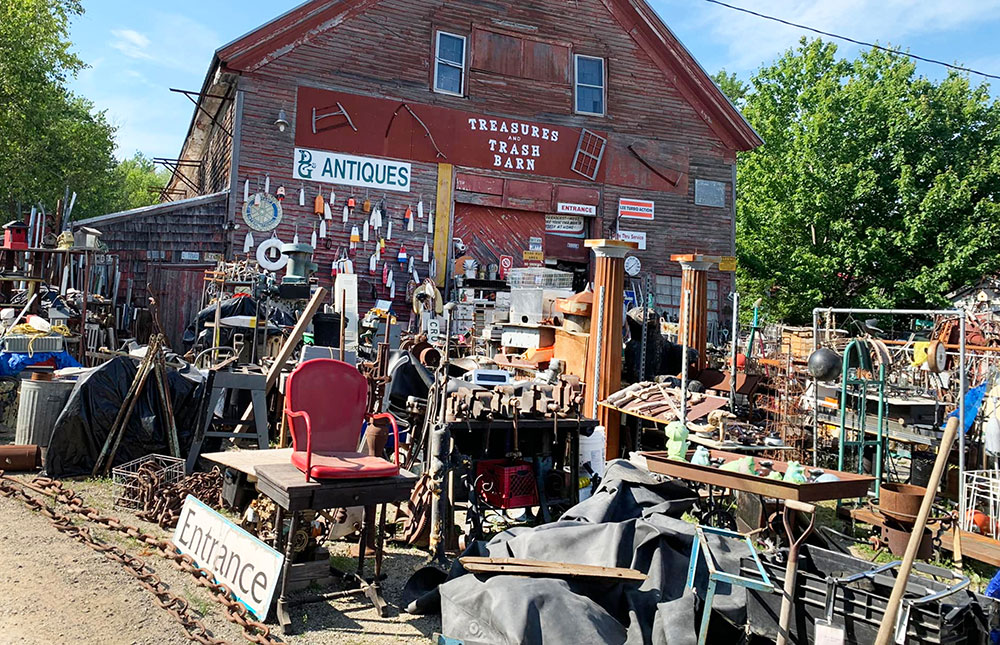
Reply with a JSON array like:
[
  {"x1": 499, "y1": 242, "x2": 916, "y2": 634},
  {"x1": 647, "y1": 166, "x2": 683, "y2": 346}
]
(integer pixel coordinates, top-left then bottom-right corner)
[
  {"x1": 434, "y1": 31, "x2": 468, "y2": 96},
  {"x1": 574, "y1": 54, "x2": 606, "y2": 116}
]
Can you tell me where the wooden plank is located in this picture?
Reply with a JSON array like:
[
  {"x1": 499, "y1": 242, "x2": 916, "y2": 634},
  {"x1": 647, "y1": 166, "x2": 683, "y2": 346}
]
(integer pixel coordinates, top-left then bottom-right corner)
[
  {"x1": 460, "y1": 557, "x2": 647, "y2": 583},
  {"x1": 200, "y1": 448, "x2": 293, "y2": 476},
  {"x1": 235, "y1": 287, "x2": 327, "y2": 433},
  {"x1": 851, "y1": 507, "x2": 1000, "y2": 568}
]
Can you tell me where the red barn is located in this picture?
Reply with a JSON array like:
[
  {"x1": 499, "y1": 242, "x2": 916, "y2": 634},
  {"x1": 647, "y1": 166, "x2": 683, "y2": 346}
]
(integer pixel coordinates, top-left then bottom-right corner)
[{"x1": 155, "y1": 0, "x2": 759, "y2": 328}]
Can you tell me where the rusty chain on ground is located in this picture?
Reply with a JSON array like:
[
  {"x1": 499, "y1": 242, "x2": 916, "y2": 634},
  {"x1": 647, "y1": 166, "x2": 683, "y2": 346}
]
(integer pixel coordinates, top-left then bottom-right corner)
[
  {"x1": 0, "y1": 472, "x2": 284, "y2": 645},
  {"x1": 135, "y1": 466, "x2": 224, "y2": 529}
]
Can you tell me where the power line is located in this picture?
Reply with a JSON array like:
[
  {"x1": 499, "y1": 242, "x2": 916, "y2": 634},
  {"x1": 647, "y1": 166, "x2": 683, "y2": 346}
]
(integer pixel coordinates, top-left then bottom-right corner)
[{"x1": 701, "y1": 0, "x2": 1000, "y2": 81}]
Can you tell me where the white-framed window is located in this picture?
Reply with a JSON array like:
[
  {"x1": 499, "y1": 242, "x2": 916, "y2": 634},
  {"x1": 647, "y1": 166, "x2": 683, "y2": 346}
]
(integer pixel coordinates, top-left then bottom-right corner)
[
  {"x1": 655, "y1": 275, "x2": 683, "y2": 321},
  {"x1": 434, "y1": 31, "x2": 467, "y2": 96},
  {"x1": 655, "y1": 276, "x2": 721, "y2": 325},
  {"x1": 574, "y1": 54, "x2": 605, "y2": 116}
]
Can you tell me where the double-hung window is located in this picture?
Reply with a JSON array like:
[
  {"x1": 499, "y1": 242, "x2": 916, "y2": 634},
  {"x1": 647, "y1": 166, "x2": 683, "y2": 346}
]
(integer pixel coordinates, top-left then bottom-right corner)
[
  {"x1": 434, "y1": 31, "x2": 467, "y2": 96},
  {"x1": 575, "y1": 54, "x2": 605, "y2": 116}
]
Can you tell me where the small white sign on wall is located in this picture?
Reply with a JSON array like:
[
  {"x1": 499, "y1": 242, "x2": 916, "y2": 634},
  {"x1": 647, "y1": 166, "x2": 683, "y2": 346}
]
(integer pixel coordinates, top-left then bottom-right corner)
[{"x1": 618, "y1": 230, "x2": 646, "y2": 250}]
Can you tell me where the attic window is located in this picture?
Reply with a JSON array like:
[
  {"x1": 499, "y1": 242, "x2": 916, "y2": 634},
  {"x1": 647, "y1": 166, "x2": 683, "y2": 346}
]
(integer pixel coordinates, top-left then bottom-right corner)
[
  {"x1": 571, "y1": 129, "x2": 607, "y2": 181},
  {"x1": 575, "y1": 55, "x2": 605, "y2": 116},
  {"x1": 435, "y1": 31, "x2": 467, "y2": 96}
]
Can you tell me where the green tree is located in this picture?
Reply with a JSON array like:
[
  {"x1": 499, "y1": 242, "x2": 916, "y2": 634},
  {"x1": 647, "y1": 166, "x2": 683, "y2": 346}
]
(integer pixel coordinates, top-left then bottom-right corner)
[
  {"x1": 109, "y1": 153, "x2": 173, "y2": 212},
  {"x1": 0, "y1": 0, "x2": 121, "y2": 222},
  {"x1": 721, "y1": 39, "x2": 1000, "y2": 323}
]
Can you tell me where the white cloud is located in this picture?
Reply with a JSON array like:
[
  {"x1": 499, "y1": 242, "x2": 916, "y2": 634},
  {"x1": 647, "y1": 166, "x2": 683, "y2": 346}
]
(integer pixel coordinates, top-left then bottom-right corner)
[
  {"x1": 653, "y1": 0, "x2": 1000, "y2": 73},
  {"x1": 110, "y1": 28, "x2": 154, "y2": 60}
]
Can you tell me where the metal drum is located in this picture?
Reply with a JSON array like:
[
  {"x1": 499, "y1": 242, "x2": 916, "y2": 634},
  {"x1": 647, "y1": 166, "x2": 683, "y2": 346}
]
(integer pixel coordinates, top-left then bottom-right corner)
[{"x1": 14, "y1": 378, "x2": 76, "y2": 447}]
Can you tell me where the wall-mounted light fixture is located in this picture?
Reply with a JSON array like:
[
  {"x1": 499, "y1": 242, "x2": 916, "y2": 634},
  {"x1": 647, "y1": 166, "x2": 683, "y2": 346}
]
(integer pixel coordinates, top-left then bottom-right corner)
[{"x1": 275, "y1": 109, "x2": 290, "y2": 132}]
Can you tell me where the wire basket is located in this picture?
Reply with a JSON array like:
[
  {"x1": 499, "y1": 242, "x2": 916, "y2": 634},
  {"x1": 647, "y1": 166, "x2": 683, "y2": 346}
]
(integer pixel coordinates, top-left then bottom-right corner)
[
  {"x1": 112, "y1": 454, "x2": 185, "y2": 510},
  {"x1": 506, "y1": 268, "x2": 573, "y2": 290},
  {"x1": 961, "y1": 469, "x2": 1000, "y2": 539}
]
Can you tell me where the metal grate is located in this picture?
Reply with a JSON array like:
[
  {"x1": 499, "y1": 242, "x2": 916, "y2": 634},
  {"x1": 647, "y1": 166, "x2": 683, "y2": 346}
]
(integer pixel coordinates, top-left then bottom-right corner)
[
  {"x1": 112, "y1": 454, "x2": 185, "y2": 510},
  {"x1": 571, "y1": 129, "x2": 607, "y2": 181}
]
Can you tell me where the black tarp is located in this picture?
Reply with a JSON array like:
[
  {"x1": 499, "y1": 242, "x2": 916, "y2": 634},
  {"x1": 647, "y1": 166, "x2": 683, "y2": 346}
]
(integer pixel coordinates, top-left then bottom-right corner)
[
  {"x1": 183, "y1": 295, "x2": 296, "y2": 349},
  {"x1": 45, "y1": 356, "x2": 207, "y2": 478},
  {"x1": 408, "y1": 460, "x2": 750, "y2": 644}
]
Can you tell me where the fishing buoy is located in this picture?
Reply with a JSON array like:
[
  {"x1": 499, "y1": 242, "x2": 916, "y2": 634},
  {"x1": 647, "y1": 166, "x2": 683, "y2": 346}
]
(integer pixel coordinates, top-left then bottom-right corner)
[
  {"x1": 397, "y1": 245, "x2": 408, "y2": 265},
  {"x1": 386, "y1": 220, "x2": 393, "y2": 240},
  {"x1": 299, "y1": 185, "x2": 305, "y2": 206},
  {"x1": 349, "y1": 225, "x2": 360, "y2": 251},
  {"x1": 422, "y1": 238, "x2": 430, "y2": 263},
  {"x1": 319, "y1": 219, "x2": 327, "y2": 238},
  {"x1": 264, "y1": 174, "x2": 270, "y2": 194},
  {"x1": 314, "y1": 194, "x2": 324, "y2": 216},
  {"x1": 363, "y1": 219, "x2": 370, "y2": 243},
  {"x1": 244, "y1": 179, "x2": 250, "y2": 202},
  {"x1": 243, "y1": 231, "x2": 254, "y2": 254},
  {"x1": 417, "y1": 200, "x2": 424, "y2": 219}
]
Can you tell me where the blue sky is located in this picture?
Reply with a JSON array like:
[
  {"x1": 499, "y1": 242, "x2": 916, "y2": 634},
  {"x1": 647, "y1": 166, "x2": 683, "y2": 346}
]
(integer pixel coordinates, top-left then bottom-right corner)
[{"x1": 67, "y1": 0, "x2": 1000, "y2": 161}]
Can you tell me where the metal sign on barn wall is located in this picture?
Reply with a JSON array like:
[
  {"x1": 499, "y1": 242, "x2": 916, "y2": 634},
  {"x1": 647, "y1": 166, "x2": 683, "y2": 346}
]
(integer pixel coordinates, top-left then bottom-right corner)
[
  {"x1": 293, "y1": 148, "x2": 412, "y2": 192},
  {"x1": 295, "y1": 86, "x2": 607, "y2": 183}
]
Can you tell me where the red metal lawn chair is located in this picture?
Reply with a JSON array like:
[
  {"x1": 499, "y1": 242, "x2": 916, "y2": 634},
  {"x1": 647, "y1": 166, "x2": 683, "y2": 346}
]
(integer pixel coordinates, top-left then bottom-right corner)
[{"x1": 285, "y1": 359, "x2": 400, "y2": 481}]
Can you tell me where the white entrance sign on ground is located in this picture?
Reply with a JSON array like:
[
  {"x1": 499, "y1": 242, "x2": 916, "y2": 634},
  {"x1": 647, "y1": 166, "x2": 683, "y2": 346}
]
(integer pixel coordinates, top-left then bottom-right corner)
[{"x1": 172, "y1": 495, "x2": 284, "y2": 619}]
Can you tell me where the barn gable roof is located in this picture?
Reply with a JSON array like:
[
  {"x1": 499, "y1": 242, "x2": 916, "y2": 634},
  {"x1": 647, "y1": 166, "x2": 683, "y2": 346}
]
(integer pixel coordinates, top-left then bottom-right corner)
[{"x1": 214, "y1": 0, "x2": 761, "y2": 151}]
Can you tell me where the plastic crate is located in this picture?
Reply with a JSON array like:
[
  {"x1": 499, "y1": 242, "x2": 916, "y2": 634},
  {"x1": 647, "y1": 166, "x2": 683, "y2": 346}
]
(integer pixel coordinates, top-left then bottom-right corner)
[
  {"x1": 2, "y1": 334, "x2": 64, "y2": 354},
  {"x1": 506, "y1": 268, "x2": 573, "y2": 290},
  {"x1": 475, "y1": 459, "x2": 539, "y2": 509},
  {"x1": 112, "y1": 454, "x2": 185, "y2": 510},
  {"x1": 740, "y1": 545, "x2": 983, "y2": 645}
]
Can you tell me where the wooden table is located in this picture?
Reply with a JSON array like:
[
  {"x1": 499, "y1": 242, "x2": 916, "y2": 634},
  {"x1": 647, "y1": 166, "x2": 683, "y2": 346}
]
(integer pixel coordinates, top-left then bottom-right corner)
[
  {"x1": 643, "y1": 450, "x2": 874, "y2": 502},
  {"x1": 254, "y1": 462, "x2": 417, "y2": 633}
]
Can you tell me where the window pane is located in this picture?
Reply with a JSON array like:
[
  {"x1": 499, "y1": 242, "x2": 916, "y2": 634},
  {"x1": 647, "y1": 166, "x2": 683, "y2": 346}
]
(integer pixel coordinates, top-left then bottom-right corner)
[
  {"x1": 577, "y1": 57, "x2": 604, "y2": 86},
  {"x1": 576, "y1": 85, "x2": 603, "y2": 114},
  {"x1": 438, "y1": 34, "x2": 465, "y2": 65},
  {"x1": 436, "y1": 63, "x2": 462, "y2": 94}
]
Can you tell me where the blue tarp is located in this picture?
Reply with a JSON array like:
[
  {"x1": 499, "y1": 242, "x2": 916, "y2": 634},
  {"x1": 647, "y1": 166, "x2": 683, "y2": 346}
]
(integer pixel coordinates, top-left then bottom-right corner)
[
  {"x1": 0, "y1": 350, "x2": 81, "y2": 377},
  {"x1": 942, "y1": 382, "x2": 987, "y2": 434}
]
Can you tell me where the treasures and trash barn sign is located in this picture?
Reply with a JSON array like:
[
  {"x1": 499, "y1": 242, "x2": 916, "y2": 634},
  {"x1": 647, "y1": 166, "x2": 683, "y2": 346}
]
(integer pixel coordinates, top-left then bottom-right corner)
[
  {"x1": 172, "y1": 495, "x2": 284, "y2": 618},
  {"x1": 295, "y1": 86, "x2": 605, "y2": 183}
]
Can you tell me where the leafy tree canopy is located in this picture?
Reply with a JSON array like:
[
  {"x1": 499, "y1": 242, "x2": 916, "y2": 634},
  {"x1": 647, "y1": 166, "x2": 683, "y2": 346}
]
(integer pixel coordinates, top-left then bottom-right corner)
[
  {"x1": 718, "y1": 39, "x2": 1000, "y2": 324},
  {"x1": 1, "y1": 0, "x2": 166, "y2": 223}
]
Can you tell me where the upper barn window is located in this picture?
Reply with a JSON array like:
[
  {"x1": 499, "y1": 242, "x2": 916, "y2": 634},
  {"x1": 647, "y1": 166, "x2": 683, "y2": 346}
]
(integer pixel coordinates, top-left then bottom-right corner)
[
  {"x1": 575, "y1": 55, "x2": 605, "y2": 116},
  {"x1": 434, "y1": 31, "x2": 467, "y2": 96}
]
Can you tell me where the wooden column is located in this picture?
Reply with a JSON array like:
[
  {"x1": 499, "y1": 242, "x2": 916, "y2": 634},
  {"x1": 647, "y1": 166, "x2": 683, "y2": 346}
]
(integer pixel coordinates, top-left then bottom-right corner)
[
  {"x1": 671, "y1": 254, "x2": 721, "y2": 372},
  {"x1": 584, "y1": 239, "x2": 638, "y2": 460},
  {"x1": 678, "y1": 260, "x2": 711, "y2": 371}
]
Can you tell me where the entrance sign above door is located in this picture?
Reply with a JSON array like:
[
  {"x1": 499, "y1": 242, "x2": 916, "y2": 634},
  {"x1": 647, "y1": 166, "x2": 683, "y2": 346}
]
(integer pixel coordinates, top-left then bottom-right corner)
[{"x1": 556, "y1": 202, "x2": 597, "y2": 216}]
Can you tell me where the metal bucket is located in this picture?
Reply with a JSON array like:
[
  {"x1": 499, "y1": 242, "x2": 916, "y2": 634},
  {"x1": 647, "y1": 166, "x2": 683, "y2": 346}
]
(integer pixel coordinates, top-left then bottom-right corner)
[
  {"x1": 878, "y1": 482, "x2": 925, "y2": 525},
  {"x1": 14, "y1": 378, "x2": 76, "y2": 447},
  {"x1": 0, "y1": 445, "x2": 42, "y2": 471}
]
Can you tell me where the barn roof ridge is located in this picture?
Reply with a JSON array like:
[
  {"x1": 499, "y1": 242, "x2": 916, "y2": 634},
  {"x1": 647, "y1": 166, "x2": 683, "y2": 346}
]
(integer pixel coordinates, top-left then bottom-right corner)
[{"x1": 212, "y1": 0, "x2": 761, "y2": 151}]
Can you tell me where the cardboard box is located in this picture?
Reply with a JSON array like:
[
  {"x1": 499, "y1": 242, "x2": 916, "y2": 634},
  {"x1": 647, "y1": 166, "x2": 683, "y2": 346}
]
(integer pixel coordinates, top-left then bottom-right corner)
[{"x1": 554, "y1": 329, "x2": 589, "y2": 378}]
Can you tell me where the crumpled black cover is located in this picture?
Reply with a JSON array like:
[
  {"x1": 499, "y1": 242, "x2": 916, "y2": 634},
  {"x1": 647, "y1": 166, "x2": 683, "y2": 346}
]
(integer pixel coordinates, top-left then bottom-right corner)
[
  {"x1": 45, "y1": 356, "x2": 206, "y2": 478},
  {"x1": 182, "y1": 295, "x2": 297, "y2": 348},
  {"x1": 408, "y1": 460, "x2": 750, "y2": 644}
]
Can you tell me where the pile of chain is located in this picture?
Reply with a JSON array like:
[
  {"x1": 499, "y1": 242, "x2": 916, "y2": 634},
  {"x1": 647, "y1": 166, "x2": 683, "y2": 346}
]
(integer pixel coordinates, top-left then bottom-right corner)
[
  {"x1": 0, "y1": 472, "x2": 283, "y2": 645},
  {"x1": 137, "y1": 467, "x2": 225, "y2": 529}
]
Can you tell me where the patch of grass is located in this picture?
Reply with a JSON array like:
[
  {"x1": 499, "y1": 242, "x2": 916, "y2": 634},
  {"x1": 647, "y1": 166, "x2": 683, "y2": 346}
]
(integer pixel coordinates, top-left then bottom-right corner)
[
  {"x1": 184, "y1": 589, "x2": 213, "y2": 616},
  {"x1": 330, "y1": 554, "x2": 355, "y2": 571}
]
